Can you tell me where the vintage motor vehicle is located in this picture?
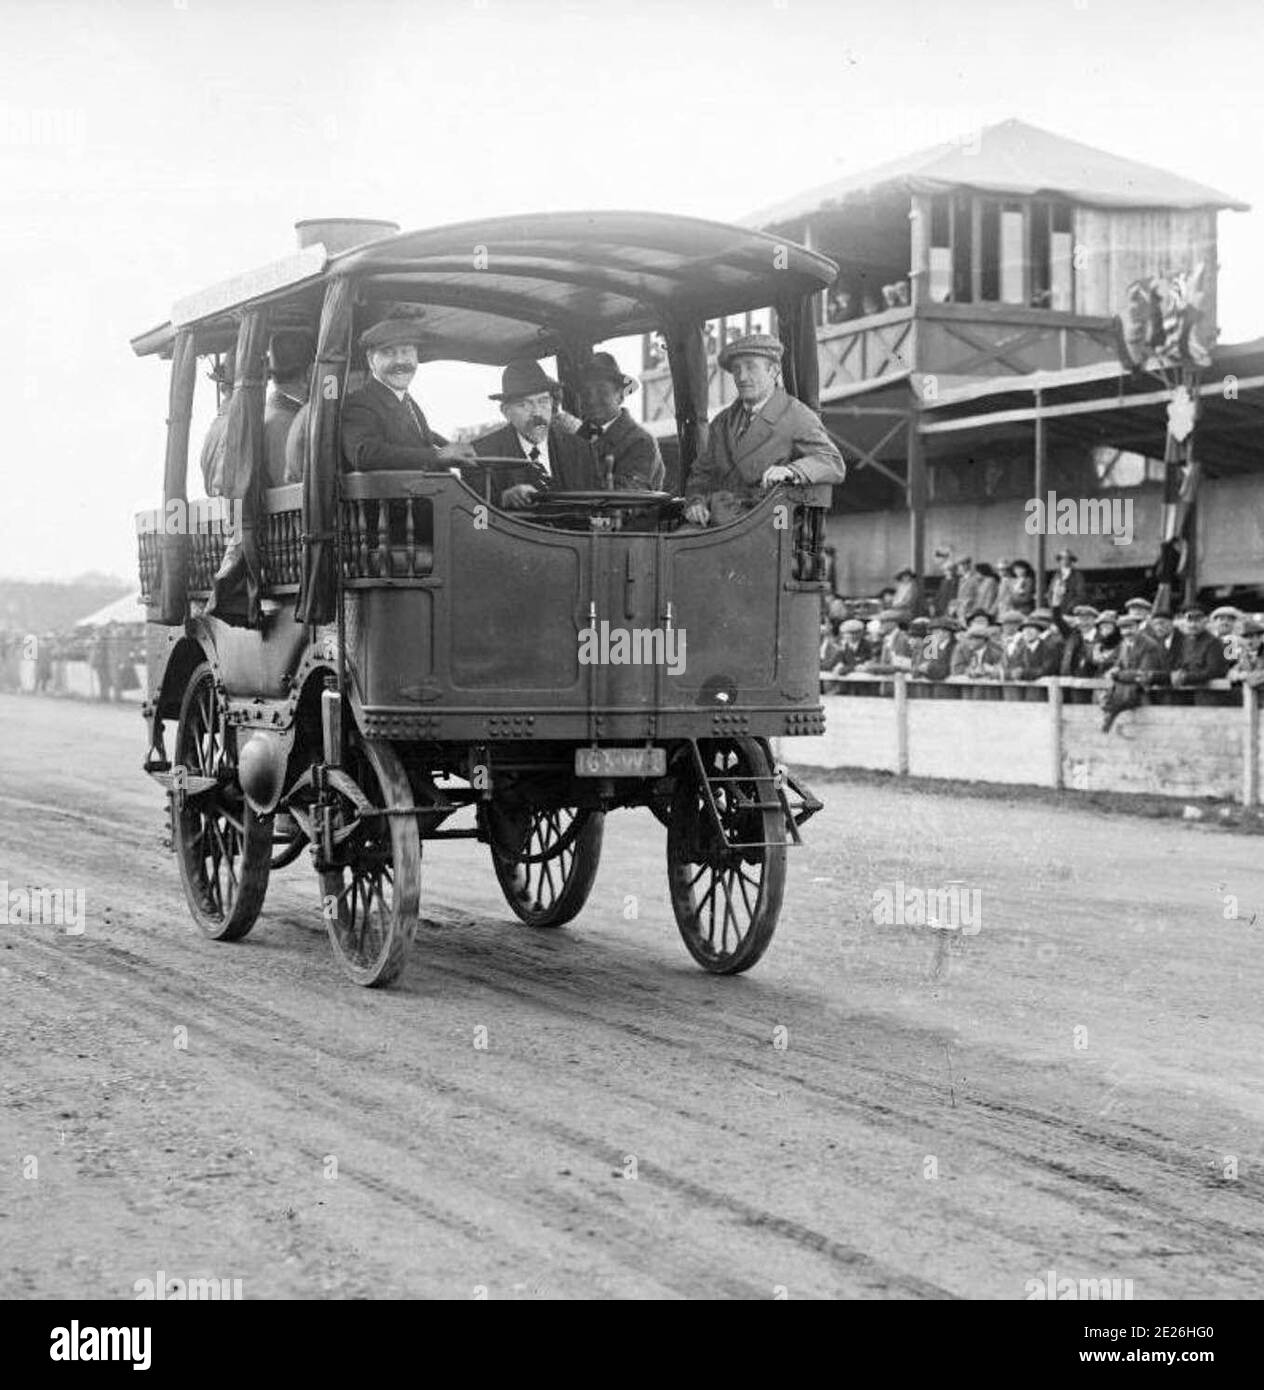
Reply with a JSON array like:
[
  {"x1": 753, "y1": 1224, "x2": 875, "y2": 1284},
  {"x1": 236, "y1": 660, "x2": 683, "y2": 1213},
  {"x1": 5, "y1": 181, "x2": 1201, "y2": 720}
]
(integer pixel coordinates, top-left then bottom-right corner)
[{"x1": 132, "y1": 211, "x2": 840, "y2": 986}]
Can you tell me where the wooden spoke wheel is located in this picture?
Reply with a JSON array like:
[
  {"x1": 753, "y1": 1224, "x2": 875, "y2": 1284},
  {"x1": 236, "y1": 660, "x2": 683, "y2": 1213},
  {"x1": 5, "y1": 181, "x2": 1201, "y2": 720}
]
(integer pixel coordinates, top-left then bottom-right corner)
[
  {"x1": 172, "y1": 663, "x2": 271, "y2": 942},
  {"x1": 269, "y1": 811, "x2": 308, "y2": 870},
  {"x1": 489, "y1": 804, "x2": 604, "y2": 928},
  {"x1": 667, "y1": 737, "x2": 786, "y2": 974},
  {"x1": 318, "y1": 736, "x2": 420, "y2": 988}
]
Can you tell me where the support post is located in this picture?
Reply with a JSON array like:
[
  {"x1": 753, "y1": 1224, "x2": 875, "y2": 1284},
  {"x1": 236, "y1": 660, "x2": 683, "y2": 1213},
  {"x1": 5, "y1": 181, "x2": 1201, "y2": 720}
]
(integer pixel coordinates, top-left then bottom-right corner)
[
  {"x1": 1244, "y1": 683, "x2": 1259, "y2": 808},
  {"x1": 1048, "y1": 678, "x2": 1064, "y2": 789},
  {"x1": 1033, "y1": 389, "x2": 1046, "y2": 598},
  {"x1": 894, "y1": 672, "x2": 909, "y2": 776},
  {"x1": 907, "y1": 411, "x2": 925, "y2": 587}
]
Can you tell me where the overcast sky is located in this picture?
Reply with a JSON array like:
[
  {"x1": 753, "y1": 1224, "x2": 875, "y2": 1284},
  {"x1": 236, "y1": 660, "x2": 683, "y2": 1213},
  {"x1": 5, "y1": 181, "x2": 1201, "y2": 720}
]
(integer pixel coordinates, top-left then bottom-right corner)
[{"x1": 2, "y1": 0, "x2": 1262, "y2": 582}]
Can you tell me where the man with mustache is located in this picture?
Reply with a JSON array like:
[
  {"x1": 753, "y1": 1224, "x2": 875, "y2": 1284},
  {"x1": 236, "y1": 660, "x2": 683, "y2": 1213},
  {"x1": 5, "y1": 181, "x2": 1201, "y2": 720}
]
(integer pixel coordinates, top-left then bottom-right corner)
[
  {"x1": 341, "y1": 317, "x2": 474, "y2": 472},
  {"x1": 472, "y1": 359, "x2": 590, "y2": 508}
]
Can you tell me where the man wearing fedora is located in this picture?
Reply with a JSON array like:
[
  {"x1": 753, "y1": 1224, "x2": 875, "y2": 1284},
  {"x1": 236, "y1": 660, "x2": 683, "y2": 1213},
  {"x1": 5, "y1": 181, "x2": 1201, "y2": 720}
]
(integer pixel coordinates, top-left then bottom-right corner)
[
  {"x1": 681, "y1": 333, "x2": 844, "y2": 527},
  {"x1": 341, "y1": 316, "x2": 474, "y2": 472},
  {"x1": 1046, "y1": 548, "x2": 1087, "y2": 612},
  {"x1": 472, "y1": 358, "x2": 590, "y2": 508},
  {"x1": 576, "y1": 351, "x2": 664, "y2": 491}
]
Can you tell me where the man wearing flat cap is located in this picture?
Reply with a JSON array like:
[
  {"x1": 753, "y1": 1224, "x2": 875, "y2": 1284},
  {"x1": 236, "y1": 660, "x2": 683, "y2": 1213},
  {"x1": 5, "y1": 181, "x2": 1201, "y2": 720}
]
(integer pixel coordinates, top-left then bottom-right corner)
[
  {"x1": 1046, "y1": 548, "x2": 1086, "y2": 612},
  {"x1": 341, "y1": 316, "x2": 474, "y2": 472},
  {"x1": 575, "y1": 351, "x2": 665, "y2": 492},
  {"x1": 472, "y1": 358, "x2": 591, "y2": 508},
  {"x1": 1169, "y1": 605, "x2": 1229, "y2": 687},
  {"x1": 1229, "y1": 620, "x2": 1264, "y2": 688},
  {"x1": 682, "y1": 333, "x2": 845, "y2": 527}
]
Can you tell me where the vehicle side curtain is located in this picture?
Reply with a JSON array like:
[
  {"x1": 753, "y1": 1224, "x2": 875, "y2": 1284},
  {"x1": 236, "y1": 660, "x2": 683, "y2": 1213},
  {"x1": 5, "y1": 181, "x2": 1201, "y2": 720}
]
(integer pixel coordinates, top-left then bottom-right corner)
[
  {"x1": 777, "y1": 292, "x2": 821, "y2": 413},
  {"x1": 663, "y1": 317, "x2": 708, "y2": 490},
  {"x1": 206, "y1": 307, "x2": 269, "y2": 627},
  {"x1": 158, "y1": 329, "x2": 196, "y2": 625},
  {"x1": 296, "y1": 276, "x2": 353, "y2": 626}
]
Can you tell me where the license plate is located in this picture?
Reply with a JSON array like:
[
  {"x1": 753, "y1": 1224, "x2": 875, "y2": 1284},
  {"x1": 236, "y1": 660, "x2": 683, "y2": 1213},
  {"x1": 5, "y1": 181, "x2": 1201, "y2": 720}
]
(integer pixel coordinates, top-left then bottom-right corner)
[{"x1": 575, "y1": 747, "x2": 666, "y2": 778}]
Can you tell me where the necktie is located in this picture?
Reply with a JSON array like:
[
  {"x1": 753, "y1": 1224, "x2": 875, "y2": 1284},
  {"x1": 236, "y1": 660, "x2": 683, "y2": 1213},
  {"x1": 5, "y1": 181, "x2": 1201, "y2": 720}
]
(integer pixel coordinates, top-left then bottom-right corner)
[
  {"x1": 527, "y1": 444, "x2": 549, "y2": 491},
  {"x1": 735, "y1": 408, "x2": 754, "y2": 440},
  {"x1": 581, "y1": 420, "x2": 604, "y2": 441}
]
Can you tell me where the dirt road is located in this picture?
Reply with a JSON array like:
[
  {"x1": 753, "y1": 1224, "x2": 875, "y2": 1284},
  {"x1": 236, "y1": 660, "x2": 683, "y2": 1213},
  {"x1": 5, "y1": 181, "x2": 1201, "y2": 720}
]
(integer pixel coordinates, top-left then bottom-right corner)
[{"x1": 1, "y1": 692, "x2": 1261, "y2": 1299}]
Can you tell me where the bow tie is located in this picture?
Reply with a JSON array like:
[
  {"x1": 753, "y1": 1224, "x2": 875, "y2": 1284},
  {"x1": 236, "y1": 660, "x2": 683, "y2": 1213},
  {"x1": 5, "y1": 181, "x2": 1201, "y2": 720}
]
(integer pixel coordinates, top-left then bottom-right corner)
[{"x1": 581, "y1": 420, "x2": 607, "y2": 441}]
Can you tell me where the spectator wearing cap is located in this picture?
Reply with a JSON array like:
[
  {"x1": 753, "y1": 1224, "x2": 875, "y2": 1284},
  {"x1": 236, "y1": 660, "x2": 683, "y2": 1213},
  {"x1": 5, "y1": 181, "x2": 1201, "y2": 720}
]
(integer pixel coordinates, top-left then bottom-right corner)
[
  {"x1": 1004, "y1": 613, "x2": 1058, "y2": 681},
  {"x1": 1099, "y1": 611, "x2": 1169, "y2": 731},
  {"x1": 860, "y1": 608, "x2": 913, "y2": 673},
  {"x1": 891, "y1": 566, "x2": 922, "y2": 617},
  {"x1": 682, "y1": 333, "x2": 845, "y2": 527},
  {"x1": 1046, "y1": 548, "x2": 1087, "y2": 612},
  {"x1": 576, "y1": 352, "x2": 665, "y2": 491},
  {"x1": 1229, "y1": 620, "x2": 1264, "y2": 688},
  {"x1": 997, "y1": 609, "x2": 1024, "y2": 661},
  {"x1": 342, "y1": 317, "x2": 474, "y2": 473},
  {"x1": 1029, "y1": 607, "x2": 1064, "y2": 670},
  {"x1": 264, "y1": 330, "x2": 316, "y2": 487},
  {"x1": 1123, "y1": 596, "x2": 1153, "y2": 627},
  {"x1": 823, "y1": 617, "x2": 871, "y2": 680},
  {"x1": 1210, "y1": 606, "x2": 1241, "y2": 665},
  {"x1": 912, "y1": 615, "x2": 957, "y2": 680},
  {"x1": 949, "y1": 609, "x2": 1005, "y2": 678},
  {"x1": 1086, "y1": 610, "x2": 1122, "y2": 677},
  {"x1": 1169, "y1": 606, "x2": 1230, "y2": 687},
  {"x1": 1058, "y1": 604, "x2": 1100, "y2": 678}
]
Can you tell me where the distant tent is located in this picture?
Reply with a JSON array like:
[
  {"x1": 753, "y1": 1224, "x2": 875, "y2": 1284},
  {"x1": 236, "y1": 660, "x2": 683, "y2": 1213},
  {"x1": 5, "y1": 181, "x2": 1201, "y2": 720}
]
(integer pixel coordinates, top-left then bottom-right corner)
[{"x1": 75, "y1": 591, "x2": 146, "y2": 628}]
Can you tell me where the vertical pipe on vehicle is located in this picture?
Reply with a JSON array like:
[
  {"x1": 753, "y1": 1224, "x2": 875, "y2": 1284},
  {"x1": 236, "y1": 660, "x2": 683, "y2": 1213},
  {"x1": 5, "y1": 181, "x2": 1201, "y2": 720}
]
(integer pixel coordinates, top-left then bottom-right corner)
[{"x1": 159, "y1": 329, "x2": 196, "y2": 625}]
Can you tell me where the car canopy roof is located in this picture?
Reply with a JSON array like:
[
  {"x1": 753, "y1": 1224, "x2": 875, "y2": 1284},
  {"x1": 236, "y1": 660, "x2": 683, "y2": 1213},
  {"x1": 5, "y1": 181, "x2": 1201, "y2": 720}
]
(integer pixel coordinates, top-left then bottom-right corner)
[{"x1": 131, "y1": 210, "x2": 839, "y2": 364}]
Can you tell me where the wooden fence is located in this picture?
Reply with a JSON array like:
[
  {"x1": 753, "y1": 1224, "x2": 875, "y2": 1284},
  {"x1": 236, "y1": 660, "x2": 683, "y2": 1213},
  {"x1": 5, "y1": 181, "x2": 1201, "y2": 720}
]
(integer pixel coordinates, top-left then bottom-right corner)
[{"x1": 777, "y1": 676, "x2": 1260, "y2": 805}]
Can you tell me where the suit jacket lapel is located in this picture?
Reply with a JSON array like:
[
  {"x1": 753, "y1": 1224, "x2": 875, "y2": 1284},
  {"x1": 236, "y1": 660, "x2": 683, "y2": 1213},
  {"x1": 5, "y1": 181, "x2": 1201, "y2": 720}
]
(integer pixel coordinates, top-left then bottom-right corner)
[{"x1": 731, "y1": 400, "x2": 775, "y2": 463}]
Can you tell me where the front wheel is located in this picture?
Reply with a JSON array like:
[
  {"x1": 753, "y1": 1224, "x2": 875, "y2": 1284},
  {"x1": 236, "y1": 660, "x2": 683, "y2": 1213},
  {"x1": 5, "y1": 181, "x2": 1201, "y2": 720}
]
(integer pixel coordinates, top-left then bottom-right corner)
[
  {"x1": 667, "y1": 738, "x2": 786, "y2": 974},
  {"x1": 172, "y1": 663, "x2": 272, "y2": 941},
  {"x1": 317, "y1": 736, "x2": 421, "y2": 987},
  {"x1": 488, "y1": 805, "x2": 604, "y2": 928}
]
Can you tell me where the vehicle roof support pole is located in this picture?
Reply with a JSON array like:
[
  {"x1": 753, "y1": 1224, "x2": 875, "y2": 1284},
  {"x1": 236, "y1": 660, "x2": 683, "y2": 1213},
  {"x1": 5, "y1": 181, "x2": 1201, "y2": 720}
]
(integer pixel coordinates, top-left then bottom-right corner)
[
  {"x1": 298, "y1": 276, "x2": 354, "y2": 626},
  {"x1": 159, "y1": 328, "x2": 196, "y2": 625},
  {"x1": 664, "y1": 317, "x2": 708, "y2": 489}
]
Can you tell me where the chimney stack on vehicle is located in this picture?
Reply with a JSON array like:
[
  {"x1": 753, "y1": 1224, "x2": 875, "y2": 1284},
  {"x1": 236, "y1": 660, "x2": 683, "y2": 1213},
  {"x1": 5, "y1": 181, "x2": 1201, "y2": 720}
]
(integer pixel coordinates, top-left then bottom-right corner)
[{"x1": 293, "y1": 218, "x2": 400, "y2": 253}]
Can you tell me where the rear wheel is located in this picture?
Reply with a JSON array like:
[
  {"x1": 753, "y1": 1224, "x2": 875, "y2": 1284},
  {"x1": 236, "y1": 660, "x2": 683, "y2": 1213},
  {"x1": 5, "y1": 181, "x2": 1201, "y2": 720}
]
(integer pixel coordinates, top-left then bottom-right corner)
[
  {"x1": 667, "y1": 738, "x2": 786, "y2": 974},
  {"x1": 318, "y1": 735, "x2": 421, "y2": 987},
  {"x1": 489, "y1": 804, "x2": 604, "y2": 928},
  {"x1": 172, "y1": 663, "x2": 271, "y2": 941}
]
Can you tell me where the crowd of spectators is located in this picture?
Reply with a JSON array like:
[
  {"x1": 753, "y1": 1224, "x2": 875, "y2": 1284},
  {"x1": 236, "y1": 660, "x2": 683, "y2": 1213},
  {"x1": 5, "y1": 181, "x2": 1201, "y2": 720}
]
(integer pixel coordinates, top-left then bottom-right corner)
[{"x1": 819, "y1": 550, "x2": 1264, "y2": 732}]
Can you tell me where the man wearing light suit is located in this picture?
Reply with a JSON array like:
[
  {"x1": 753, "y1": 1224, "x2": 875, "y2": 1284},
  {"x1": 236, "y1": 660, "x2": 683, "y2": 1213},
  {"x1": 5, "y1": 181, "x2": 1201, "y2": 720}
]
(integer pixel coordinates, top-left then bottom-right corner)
[{"x1": 682, "y1": 333, "x2": 845, "y2": 526}]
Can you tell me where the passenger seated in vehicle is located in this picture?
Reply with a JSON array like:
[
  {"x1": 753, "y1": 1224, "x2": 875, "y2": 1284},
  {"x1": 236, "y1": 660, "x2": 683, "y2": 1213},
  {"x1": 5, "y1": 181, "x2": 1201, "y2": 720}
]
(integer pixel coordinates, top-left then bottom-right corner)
[
  {"x1": 199, "y1": 349, "x2": 235, "y2": 496},
  {"x1": 575, "y1": 352, "x2": 664, "y2": 491},
  {"x1": 681, "y1": 334, "x2": 845, "y2": 528},
  {"x1": 264, "y1": 330, "x2": 315, "y2": 487},
  {"x1": 340, "y1": 317, "x2": 474, "y2": 472},
  {"x1": 471, "y1": 359, "x2": 590, "y2": 508}
]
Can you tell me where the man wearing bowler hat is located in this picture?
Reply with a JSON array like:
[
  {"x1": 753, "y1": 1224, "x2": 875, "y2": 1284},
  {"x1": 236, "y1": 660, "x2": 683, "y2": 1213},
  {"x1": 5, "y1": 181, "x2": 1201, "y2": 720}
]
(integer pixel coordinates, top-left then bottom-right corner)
[
  {"x1": 472, "y1": 358, "x2": 590, "y2": 508},
  {"x1": 341, "y1": 316, "x2": 474, "y2": 472},
  {"x1": 575, "y1": 351, "x2": 664, "y2": 491},
  {"x1": 681, "y1": 333, "x2": 844, "y2": 527}
]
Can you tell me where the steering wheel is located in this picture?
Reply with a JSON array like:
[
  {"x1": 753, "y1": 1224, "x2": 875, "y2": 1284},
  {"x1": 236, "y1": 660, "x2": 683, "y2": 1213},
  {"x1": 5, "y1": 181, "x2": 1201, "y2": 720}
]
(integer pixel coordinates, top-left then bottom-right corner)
[{"x1": 526, "y1": 490, "x2": 681, "y2": 528}]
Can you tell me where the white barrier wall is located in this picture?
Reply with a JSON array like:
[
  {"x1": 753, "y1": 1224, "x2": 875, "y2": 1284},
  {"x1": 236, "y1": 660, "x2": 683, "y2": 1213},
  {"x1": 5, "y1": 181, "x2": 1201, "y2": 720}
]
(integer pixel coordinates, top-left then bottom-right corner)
[{"x1": 777, "y1": 677, "x2": 1260, "y2": 805}]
